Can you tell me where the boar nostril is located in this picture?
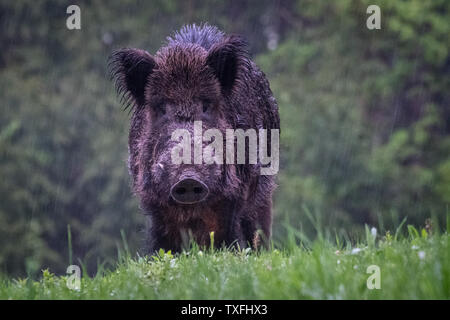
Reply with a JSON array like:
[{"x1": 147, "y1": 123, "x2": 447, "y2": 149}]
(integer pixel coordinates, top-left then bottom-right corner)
[
  {"x1": 175, "y1": 187, "x2": 186, "y2": 195},
  {"x1": 170, "y1": 178, "x2": 209, "y2": 204},
  {"x1": 193, "y1": 187, "x2": 202, "y2": 194}
]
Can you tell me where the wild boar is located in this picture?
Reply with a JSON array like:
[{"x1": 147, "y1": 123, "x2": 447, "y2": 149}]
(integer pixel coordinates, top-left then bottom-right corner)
[{"x1": 109, "y1": 24, "x2": 280, "y2": 252}]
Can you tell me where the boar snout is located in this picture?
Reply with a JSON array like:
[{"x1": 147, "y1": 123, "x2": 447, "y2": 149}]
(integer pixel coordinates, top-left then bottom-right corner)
[{"x1": 170, "y1": 177, "x2": 209, "y2": 204}]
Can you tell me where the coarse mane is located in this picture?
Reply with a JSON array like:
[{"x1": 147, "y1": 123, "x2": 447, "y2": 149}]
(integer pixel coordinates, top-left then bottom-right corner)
[{"x1": 166, "y1": 23, "x2": 225, "y2": 50}]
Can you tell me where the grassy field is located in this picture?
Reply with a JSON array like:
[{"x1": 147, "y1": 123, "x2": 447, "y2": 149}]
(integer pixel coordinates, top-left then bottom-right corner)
[{"x1": 1, "y1": 225, "x2": 449, "y2": 300}]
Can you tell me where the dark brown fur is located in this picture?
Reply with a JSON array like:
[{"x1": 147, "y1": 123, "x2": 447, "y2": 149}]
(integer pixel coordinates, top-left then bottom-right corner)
[{"x1": 109, "y1": 24, "x2": 279, "y2": 252}]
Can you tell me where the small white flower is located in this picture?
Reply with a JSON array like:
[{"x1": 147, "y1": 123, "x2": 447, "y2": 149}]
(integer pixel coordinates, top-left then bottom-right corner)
[
  {"x1": 353, "y1": 265, "x2": 359, "y2": 270},
  {"x1": 411, "y1": 245, "x2": 419, "y2": 250},
  {"x1": 418, "y1": 251, "x2": 426, "y2": 260},
  {"x1": 337, "y1": 260, "x2": 341, "y2": 265},
  {"x1": 198, "y1": 251, "x2": 203, "y2": 256},
  {"x1": 371, "y1": 227, "x2": 377, "y2": 238},
  {"x1": 351, "y1": 248, "x2": 362, "y2": 255}
]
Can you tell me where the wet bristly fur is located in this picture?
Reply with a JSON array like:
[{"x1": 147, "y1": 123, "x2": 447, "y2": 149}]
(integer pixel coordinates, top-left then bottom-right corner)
[{"x1": 109, "y1": 24, "x2": 280, "y2": 252}]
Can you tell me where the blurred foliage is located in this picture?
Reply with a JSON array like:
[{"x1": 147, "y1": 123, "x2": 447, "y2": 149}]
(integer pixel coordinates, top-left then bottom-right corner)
[
  {"x1": 0, "y1": 0, "x2": 448, "y2": 276},
  {"x1": 259, "y1": 0, "x2": 450, "y2": 242}
]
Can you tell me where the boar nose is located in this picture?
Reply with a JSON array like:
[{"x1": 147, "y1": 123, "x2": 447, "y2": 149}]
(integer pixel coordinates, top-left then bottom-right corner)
[{"x1": 170, "y1": 178, "x2": 209, "y2": 204}]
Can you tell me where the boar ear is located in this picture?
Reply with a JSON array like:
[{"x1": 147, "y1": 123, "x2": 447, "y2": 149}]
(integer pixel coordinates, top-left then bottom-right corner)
[
  {"x1": 206, "y1": 35, "x2": 248, "y2": 93},
  {"x1": 109, "y1": 48, "x2": 156, "y2": 109}
]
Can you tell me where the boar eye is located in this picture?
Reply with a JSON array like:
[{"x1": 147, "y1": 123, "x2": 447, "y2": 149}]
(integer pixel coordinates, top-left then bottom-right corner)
[
  {"x1": 153, "y1": 101, "x2": 166, "y2": 115},
  {"x1": 202, "y1": 101, "x2": 211, "y2": 113}
]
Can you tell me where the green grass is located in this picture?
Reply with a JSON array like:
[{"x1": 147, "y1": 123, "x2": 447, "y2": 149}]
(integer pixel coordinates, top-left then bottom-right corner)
[{"x1": 1, "y1": 227, "x2": 449, "y2": 299}]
